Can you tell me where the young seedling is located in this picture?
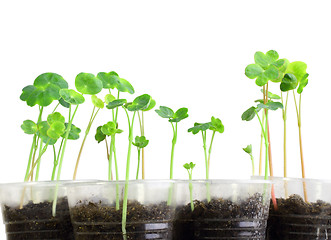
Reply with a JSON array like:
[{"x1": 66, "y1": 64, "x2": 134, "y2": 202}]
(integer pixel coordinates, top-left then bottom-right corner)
[
  {"x1": 280, "y1": 61, "x2": 309, "y2": 202},
  {"x1": 121, "y1": 94, "x2": 153, "y2": 240},
  {"x1": 183, "y1": 162, "x2": 196, "y2": 211},
  {"x1": 243, "y1": 144, "x2": 255, "y2": 176},
  {"x1": 245, "y1": 50, "x2": 289, "y2": 177},
  {"x1": 188, "y1": 117, "x2": 224, "y2": 202},
  {"x1": 98, "y1": 71, "x2": 135, "y2": 184},
  {"x1": 155, "y1": 106, "x2": 189, "y2": 180},
  {"x1": 137, "y1": 98, "x2": 156, "y2": 179},
  {"x1": 20, "y1": 72, "x2": 68, "y2": 182},
  {"x1": 132, "y1": 136, "x2": 149, "y2": 179}
]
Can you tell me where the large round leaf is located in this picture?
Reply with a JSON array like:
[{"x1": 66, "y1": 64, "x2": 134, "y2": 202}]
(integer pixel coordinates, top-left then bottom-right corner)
[
  {"x1": 97, "y1": 71, "x2": 120, "y2": 89},
  {"x1": 75, "y1": 72, "x2": 103, "y2": 95},
  {"x1": 20, "y1": 73, "x2": 68, "y2": 107},
  {"x1": 60, "y1": 89, "x2": 85, "y2": 105},
  {"x1": 126, "y1": 94, "x2": 151, "y2": 111},
  {"x1": 116, "y1": 78, "x2": 135, "y2": 94}
]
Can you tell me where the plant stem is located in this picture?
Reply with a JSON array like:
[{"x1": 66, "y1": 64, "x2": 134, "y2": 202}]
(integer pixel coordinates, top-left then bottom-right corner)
[
  {"x1": 258, "y1": 111, "x2": 265, "y2": 176},
  {"x1": 136, "y1": 148, "x2": 141, "y2": 180},
  {"x1": 169, "y1": 122, "x2": 177, "y2": 179},
  {"x1": 122, "y1": 111, "x2": 136, "y2": 240},
  {"x1": 51, "y1": 138, "x2": 64, "y2": 181},
  {"x1": 250, "y1": 154, "x2": 255, "y2": 176},
  {"x1": 24, "y1": 135, "x2": 37, "y2": 181},
  {"x1": 281, "y1": 92, "x2": 289, "y2": 177},
  {"x1": 52, "y1": 105, "x2": 79, "y2": 216},
  {"x1": 35, "y1": 140, "x2": 44, "y2": 181},
  {"x1": 188, "y1": 172, "x2": 194, "y2": 211},
  {"x1": 202, "y1": 131, "x2": 208, "y2": 180},
  {"x1": 207, "y1": 131, "x2": 216, "y2": 172},
  {"x1": 264, "y1": 84, "x2": 273, "y2": 177}
]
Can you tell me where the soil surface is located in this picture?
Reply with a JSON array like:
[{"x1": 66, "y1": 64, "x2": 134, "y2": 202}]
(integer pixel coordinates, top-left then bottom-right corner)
[
  {"x1": 2, "y1": 197, "x2": 74, "y2": 240},
  {"x1": 174, "y1": 193, "x2": 269, "y2": 240},
  {"x1": 267, "y1": 194, "x2": 331, "y2": 240},
  {"x1": 71, "y1": 200, "x2": 174, "y2": 240}
]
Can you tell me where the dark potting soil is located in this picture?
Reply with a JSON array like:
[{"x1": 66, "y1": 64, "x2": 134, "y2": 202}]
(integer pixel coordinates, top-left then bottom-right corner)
[
  {"x1": 267, "y1": 194, "x2": 331, "y2": 240},
  {"x1": 2, "y1": 197, "x2": 74, "y2": 240},
  {"x1": 174, "y1": 193, "x2": 269, "y2": 240},
  {"x1": 71, "y1": 200, "x2": 174, "y2": 240}
]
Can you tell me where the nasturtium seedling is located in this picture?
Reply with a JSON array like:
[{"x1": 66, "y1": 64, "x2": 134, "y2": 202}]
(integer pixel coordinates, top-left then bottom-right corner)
[
  {"x1": 132, "y1": 136, "x2": 149, "y2": 179},
  {"x1": 183, "y1": 162, "x2": 196, "y2": 211},
  {"x1": 20, "y1": 73, "x2": 68, "y2": 107},
  {"x1": 101, "y1": 121, "x2": 123, "y2": 136},
  {"x1": 243, "y1": 144, "x2": 255, "y2": 176}
]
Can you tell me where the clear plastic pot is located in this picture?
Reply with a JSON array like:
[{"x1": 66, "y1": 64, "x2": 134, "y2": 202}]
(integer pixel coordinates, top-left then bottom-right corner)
[
  {"x1": 265, "y1": 177, "x2": 331, "y2": 240},
  {"x1": 0, "y1": 181, "x2": 74, "y2": 240},
  {"x1": 174, "y1": 179, "x2": 272, "y2": 240},
  {"x1": 67, "y1": 180, "x2": 176, "y2": 240}
]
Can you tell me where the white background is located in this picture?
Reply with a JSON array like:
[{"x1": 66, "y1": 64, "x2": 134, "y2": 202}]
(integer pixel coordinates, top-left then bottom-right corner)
[{"x1": 0, "y1": 0, "x2": 331, "y2": 237}]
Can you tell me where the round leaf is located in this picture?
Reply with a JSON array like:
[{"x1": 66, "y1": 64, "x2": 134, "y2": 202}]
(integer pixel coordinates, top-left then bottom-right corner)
[
  {"x1": 75, "y1": 73, "x2": 103, "y2": 95},
  {"x1": 91, "y1": 95, "x2": 104, "y2": 109},
  {"x1": 254, "y1": 52, "x2": 269, "y2": 69},
  {"x1": 60, "y1": 89, "x2": 85, "y2": 105},
  {"x1": 97, "y1": 71, "x2": 120, "y2": 89},
  {"x1": 47, "y1": 112, "x2": 65, "y2": 126},
  {"x1": 61, "y1": 123, "x2": 81, "y2": 140},
  {"x1": 188, "y1": 122, "x2": 211, "y2": 134},
  {"x1": 245, "y1": 64, "x2": 263, "y2": 79},
  {"x1": 101, "y1": 121, "x2": 122, "y2": 136},
  {"x1": 95, "y1": 126, "x2": 106, "y2": 143},
  {"x1": 21, "y1": 120, "x2": 38, "y2": 135},
  {"x1": 126, "y1": 94, "x2": 151, "y2": 112},
  {"x1": 264, "y1": 65, "x2": 279, "y2": 81},
  {"x1": 116, "y1": 78, "x2": 135, "y2": 94},
  {"x1": 266, "y1": 50, "x2": 279, "y2": 63},
  {"x1": 155, "y1": 106, "x2": 174, "y2": 118},
  {"x1": 20, "y1": 73, "x2": 68, "y2": 107},
  {"x1": 143, "y1": 98, "x2": 156, "y2": 111},
  {"x1": 280, "y1": 73, "x2": 298, "y2": 92},
  {"x1": 106, "y1": 99, "x2": 127, "y2": 109},
  {"x1": 169, "y1": 107, "x2": 189, "y2": 123},
  {"x1": 297, "y1": 73, "x2": 309, "y2": 94},
  {"x1": 105, "y1": 93, "x2": 116, "y2": 104},
  {"x1": 132, "y1": 136, "x2": 149, "y2": 148},
  {"x1": 241, "y1": 106, "x2": 258, "y2": 121},
  {"x1": 47, "y1": 121, "x2": 65, "y2": 140},
  {"x1": 37, "y1": 121, "x2": 57, "y2": 145},
  {"x1": 255, "y1": 74, "x2": 268, "y2": 86},
  {"x1": 210, "y1": 116, "x2": 224, "y2": 133}
]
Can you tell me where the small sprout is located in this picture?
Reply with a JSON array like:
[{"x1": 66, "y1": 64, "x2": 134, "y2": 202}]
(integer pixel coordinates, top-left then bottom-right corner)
[
  {"x1": 243, "y1": 144, "x2": 255, "y2": 176},
  {"x1": 183, "y1": 162, "x2": 195, "y2": 212},
  {"x1": 132, "y1": 136, "x2": 149, "y2": 179},
  {"x1": 101, "y1": 121, "x2": 123, "y2": 136}
]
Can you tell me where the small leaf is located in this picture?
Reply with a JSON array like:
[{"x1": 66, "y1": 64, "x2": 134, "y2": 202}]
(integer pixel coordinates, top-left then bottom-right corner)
[
  {"x1": 155, "y1": 106, "x2": 174, "y2": 118},
  {"x1": 266, "y1": 50, "x2": 279, "y2": 63},
  {"x1": 47, "y1": 121, "x2": 66, "y2": 139},
  {"x1": 59, "y1": 97, "x2": 70, "y2": 108},
  {"x1": 255, "y1": 74, "x2": 268, "y2": 86},
  {"x1": 183, "y1": 162, "x2": 196, "y2": 170},
  {"x1": 272, "y1": 58, "x2": 289, "y2": 73},
  {"x1": 116, "y1": 78, "x2": 135, "y2": 94},
  {"x1": 105, "y1": 94, "x2": 116, "y2": 104},
  {"x1": 97, "y1": 71, "x2": 120, "y2": 89},
  {"x1": 101, "y1": 121, "x2": 122, "y2": 136},
  {"x1": 62, "y1": 123, "x2": 81, "y2": 140},
  {"x1": 243, "y1": 144, "x2": 252, "y2": 154},
  {"x1": 170, "y1": 107, "x2": 189, "y2": 122},
  {"x1": 126, "y1": 94, "x2": 151, "y2": 112},
  {"x1": 37, "y1": 121, "x2": 57, "y2": 145},
  {"x1": 257, "y1": 101, "x2": 283, "y2": 111},
  {"x1": 91, "y1": 95, "x2": 104, "y2": 109},
  {"x1": 245, "y1": 64, "x2": 263, "y2": 79},
  {"x1": 143, "y1": 98, "x2": 156, "y2": 111},
  {"x1": 75, "y1": 72, "x2": 103, "y2": 95},
  {"x1": 106, "y1": 99, "x2": 127, "y2": 109},
  {"x1": 132, "y1": 136, "x2": 149, "y2": 148},
  {"x1": 210, "y1": 116, "x2": 224, "y2": 133},
  {"x1": 287, "y1": 61, "x2": 308, "y2": 83},
  {"x1": 260, "y1": 89, "x2": 281, "y2": 100},
  {"x1": 297, "y1": 73, "x2": 309, "y2": 94},
  {"x1": 60, "y1": 89, "x2": 85, "y2": 105},
  {"x1": 20, "y1": 85, "x2": 36, "y2": 102},
  {"x1": 280, "y1": 73, "x2": 298, "y2": 92},
  {"x1": 95, "y1": 126, "x2": 106, "y2": 143},
  {"x1": 21, "y1": 120, "x2": 38, "y2": 134},
  {"x1": 188, "y1": 122, "x2": 211, "y2": 134},
  {"x1": 241, "y1": 106, "x2": 258, "y2": 121},
  {"x1": 47, "y1": 112, "x2": 65, "y2": 126},
  {"x1": 254, "y1": 52, "x2": 269, "y2": 69}
]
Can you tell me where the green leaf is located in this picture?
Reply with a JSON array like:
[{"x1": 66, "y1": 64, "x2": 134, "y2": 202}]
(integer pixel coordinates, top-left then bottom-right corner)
[
  {"x1": 257, "y1": 101, "x2": 283, "y2": 111},
  {"x1": 97, "y1": 71, "x2": 120, "y2": 89},
  {"x1": 132, "y1": 136, "x2": 149, "y2": 148},
  {"x1": 260, "y1": 89, "x2": 281, "y2": 100},
  {"x1": 47, "y1": 112, "x2": 65, "y2": 126},
  {"x1": 266, "y1": 50, "x2": 279, "y2": 63},
  {"x1": 183, "y1": 162, "x2": 196, "y2": 170},
  {"x1": 297, "y1": 73, "x2": 309, "y2": 94},
  {"x1": 254, "y1": 51, "x2": 269, "y2": 69},
  {"x1": 106, "y1": 99, "x2": 127, "y2": 109},
  {"x1": 241, "y1": 106, "x2": 258, "y2": 121},
  {"x1": 272, "y1": 59, "x2": 289, "y2": 73},
  {"x1": 20, "y1": 73, "x2": 68, "y2": 107},
  {"x1": 62, "y1": 123, "x2": 81, "y2": 140},
  {"x1": 264, "y1": 65, "x2": 279, "y2": 81},
  {"x1": 210, "y1": 116, "x2": 224, "y2": 133},
  {"x1": 59, "y1": 97, "x2": 70, "y2": 108},
  {"x1": 155, "y1": 106, "x2": 174, "y2": 118},
  {"x1": 37, "y1": 121, "x2": 57, "y2": 145},
  {"x1": 21, "y1": 120, "x2": 38, "y2": 134},
  {"x1": 101, "y1": 121, "x2": 123, "y2": 136},
  {"x1": 287, "y1": 61, "x2": 307, "y2": 82},
  {"x1": 280, "y1": 73, "x2": 298, "y2": 92},
  {"x1": 105, "y1": 94, "x2": 116, "y2": 104},
  {"x1": 60, "y1": 89, "x2": 85, "y2": 105},
  {"x1": 116, "y1": 78, "x2": 135, "y2": 94},
  {"x1": 143, "y1": 98, "x2": 156, "y2": 111},
  {"x1": 255, "y1": 74, "x2": 268, "y2": 86},
  {"x1": 75, "y1": 72, "x2": 103, "y2": 95},
  {"x1": 188, "y1": 122, "x2": 211, "y2": 135},
  {"x1": 47, "y1": 121, "x2": 66, "y2": 139},
  {"x1": 170, "y1": 107, "x2": 189, "y2": 123},
  {"x1": 95, "y1": 126, "x2": 106, "y2": 143},
  {"x1": 245, "y1": 64, "x2": 263, "y2": 79},
  {"x1": 126, "y1": 94, "x2": 151, "y2": 111},
  {"x1": 243, "y1": 144, "x2": 252, "y2": 154},
  {"x1": 91, "y1": 95, "x2": 104, "y2": 109}
]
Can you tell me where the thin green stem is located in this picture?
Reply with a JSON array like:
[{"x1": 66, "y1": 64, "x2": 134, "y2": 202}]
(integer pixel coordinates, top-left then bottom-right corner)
[
  {"x1": 35, "y1": 140, "x2": 44, "y2": 181},
  {"x1": 24, "y1": 135, "x2": 37, "y2": 181},
  {"x1": 136, "y1": 148, "x2": 141, "y2": 180},
  {"x1": 188, "y1": 171, "x2": 194, "y2": 211},
  {"x1": 281, "y1": 92, "x2": 289, "y2": 177},
  {"x1": 51, "y1": 138, "x2": 64, "y2": 181},
  {"x1": 250, "y1": 154, "x2": 255, "y2": 176},
  {"x1": 108, "y1": 135, "x2": 114, "y2": 181},
  {"x1": 207, "y1": 131, "x2": 216, "y2": 172},
  {"x1": 202, "y1": 131, "x2": 208, "y2": 179},
  {"x1": 169, "y1": 122, "x2": 177, "y2": 179}
]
